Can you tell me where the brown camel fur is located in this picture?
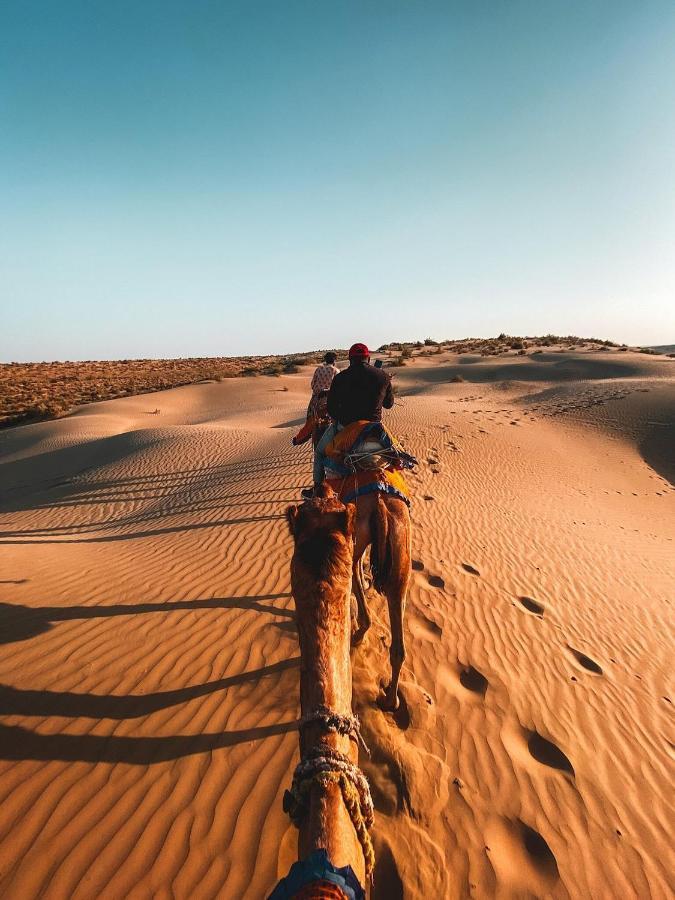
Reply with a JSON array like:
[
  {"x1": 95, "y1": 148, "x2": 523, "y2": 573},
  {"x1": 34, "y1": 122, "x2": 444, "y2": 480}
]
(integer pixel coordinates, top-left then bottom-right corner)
[
  {"x1": 350, "y1": 491, "x2": 412, "y2": 712},
  {"x1": 286, "y1": 485, "x2": 368, "y2": 890}
]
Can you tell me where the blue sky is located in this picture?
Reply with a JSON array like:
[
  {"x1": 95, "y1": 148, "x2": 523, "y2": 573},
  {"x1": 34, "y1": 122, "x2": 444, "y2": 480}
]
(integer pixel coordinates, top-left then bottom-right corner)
[{"x1": 1, "y1": 1, "x2": 673, "y2": 361}]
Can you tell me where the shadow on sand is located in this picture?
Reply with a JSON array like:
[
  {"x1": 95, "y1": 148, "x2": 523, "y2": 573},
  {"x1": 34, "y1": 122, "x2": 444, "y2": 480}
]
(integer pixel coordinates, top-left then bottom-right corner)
[
  {"x1": 0, "y1": 719, "x2": 299, "y2": 763},
  {"x1": 0, "y1": 656, "x2": 300, "y2": 719},
  {"x1": 0, "y1": 593, "x2": 295, "y2": 643},
  {"x1": 640, "y1": 423, "x2": 675, "y2": 486},
  {"x1": 0, "y1": 591, "x2": 300, "y2": 763},
  {"x1": 394, "y1": 354, "x2": 646, "y2": 394}
]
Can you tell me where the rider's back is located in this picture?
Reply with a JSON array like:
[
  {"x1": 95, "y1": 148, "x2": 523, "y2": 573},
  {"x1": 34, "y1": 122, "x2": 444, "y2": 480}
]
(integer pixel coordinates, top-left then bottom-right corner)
[{"x1": 327, "y1": 362, "x2": 394, "y2": 426}]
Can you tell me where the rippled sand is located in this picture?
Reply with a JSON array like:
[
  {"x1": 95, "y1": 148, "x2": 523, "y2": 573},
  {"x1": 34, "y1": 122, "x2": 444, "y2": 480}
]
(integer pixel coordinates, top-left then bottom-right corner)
[{"x1": 0, "y1": 349, "x2": 673, "y2": 898}]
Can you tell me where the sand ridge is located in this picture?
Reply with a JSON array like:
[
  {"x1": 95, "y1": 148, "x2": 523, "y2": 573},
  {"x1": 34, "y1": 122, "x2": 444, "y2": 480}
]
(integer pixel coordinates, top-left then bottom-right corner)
[{"x1": 0, "y1": 350, "x2": 673, "y2": 898}]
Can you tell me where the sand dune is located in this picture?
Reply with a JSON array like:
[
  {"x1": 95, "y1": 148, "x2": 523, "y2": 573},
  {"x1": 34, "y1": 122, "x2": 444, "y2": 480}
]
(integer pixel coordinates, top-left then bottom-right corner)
[{"x1": 0, "y1": 350, "x2": 673, "y2": 899}]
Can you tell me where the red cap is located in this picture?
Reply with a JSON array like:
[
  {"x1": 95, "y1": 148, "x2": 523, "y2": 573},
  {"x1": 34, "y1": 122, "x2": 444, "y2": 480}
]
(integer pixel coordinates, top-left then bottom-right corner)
[{"x1": 348, "y1": 342, "x2": 370, "y2": 359}]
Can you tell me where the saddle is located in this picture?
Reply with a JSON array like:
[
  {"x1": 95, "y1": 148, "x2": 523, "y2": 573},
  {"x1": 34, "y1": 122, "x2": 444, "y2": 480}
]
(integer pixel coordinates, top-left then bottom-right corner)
[
  {"x1": 324, "y1": 420, "x2": 416, "y2": 474},
  {"x1": 323, "y1": 421, "x2": 417, "y2": 506}
]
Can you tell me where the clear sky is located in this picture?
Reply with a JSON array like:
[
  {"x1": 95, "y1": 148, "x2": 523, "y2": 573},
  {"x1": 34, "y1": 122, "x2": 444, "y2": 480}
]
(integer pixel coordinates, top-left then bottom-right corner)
[{"x1": 1, "y1": 1, "x2": 674, "y2": 361}]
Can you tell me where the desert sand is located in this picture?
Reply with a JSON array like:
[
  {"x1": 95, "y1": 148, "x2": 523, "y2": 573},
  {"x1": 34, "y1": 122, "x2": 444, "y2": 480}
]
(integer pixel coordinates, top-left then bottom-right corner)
[{"x1": 0, "y1": 349, "x2": 673, "y2": 899}]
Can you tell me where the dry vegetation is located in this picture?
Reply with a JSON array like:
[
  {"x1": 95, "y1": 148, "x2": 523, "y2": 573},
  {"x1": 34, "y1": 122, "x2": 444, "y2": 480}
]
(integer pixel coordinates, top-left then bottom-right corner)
[
  {"x1": 378, "y1": 333, "x2": 621, "y2": 356},
  {"x1": 0, "y1": 352, "x2": 333, "y2": 428},
  {"x1": 1, "y1": 335, "x2": 665, "y2": 429}
]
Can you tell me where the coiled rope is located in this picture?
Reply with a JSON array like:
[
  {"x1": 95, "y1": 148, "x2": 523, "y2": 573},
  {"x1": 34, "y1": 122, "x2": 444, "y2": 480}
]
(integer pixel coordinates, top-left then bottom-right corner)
[
  {"x1": 283, "y1": 745, "x2": 375, "y2": 881},
  {"x1": 299, "y1": 705, "x2": 370, "y2": 756}
]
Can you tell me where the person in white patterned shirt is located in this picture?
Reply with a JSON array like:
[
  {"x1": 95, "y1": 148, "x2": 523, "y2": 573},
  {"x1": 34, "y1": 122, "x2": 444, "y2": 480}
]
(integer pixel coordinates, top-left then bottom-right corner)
[
  {"x1": 310, "y1": 352, "x2": 340, "y2": 394},
  {"x1": 292, "y1": 352, "x2": 339, "y2": 446}
]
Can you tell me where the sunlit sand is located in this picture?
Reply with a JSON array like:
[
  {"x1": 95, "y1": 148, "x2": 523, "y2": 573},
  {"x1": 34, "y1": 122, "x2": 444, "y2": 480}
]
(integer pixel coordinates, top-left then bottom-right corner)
[{"x1": 0, "y1": 347, "x2": 673, "y2": 898}]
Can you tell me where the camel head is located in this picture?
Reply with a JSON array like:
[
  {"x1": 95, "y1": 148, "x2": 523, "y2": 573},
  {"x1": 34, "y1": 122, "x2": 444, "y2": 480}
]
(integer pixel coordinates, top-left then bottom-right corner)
[{"x1": 287, "y1": 484, "x2": 355, "y2": 586}]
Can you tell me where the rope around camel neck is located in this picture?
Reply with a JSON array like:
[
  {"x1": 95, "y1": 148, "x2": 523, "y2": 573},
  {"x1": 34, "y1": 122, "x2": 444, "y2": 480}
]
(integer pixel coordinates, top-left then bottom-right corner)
[
  {"x1": 299, "y1": 706, "x2": 370, "y2": 756},
  {"x1": 283, "y1": 745, "x2": 375, "y2": 881}
]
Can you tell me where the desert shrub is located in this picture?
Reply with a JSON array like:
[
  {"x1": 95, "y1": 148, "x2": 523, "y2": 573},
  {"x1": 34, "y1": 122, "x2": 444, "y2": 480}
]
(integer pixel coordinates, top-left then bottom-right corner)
[
  {"x1": 424, "y1": 337, "x2": 438, "y2": 346},
  {"x1": 510, "y1": 340, "x2": 525, "y2": 350},
  {"x1": 389, "y1": 356, "x2": 406, "y2": 367},
  {"x1": 401, "y1": 346, "x2": 413, "y2": 358},
  {"x1": 241, "y1": 366, "x2": 259, "y2": 376},
  {"x1": 450, "y1": 374, "x2": 465, "y2": 383},
  {"x1": 532, "y1": 349, "x2": 543, "y2": 355},
  {"x1": 517, "y1": 349, "x2": 527, "y2": 355}
]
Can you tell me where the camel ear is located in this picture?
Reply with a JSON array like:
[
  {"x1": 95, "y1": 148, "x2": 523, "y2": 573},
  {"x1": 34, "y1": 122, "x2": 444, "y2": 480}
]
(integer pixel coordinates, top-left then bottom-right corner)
[
  {"x1": 341, "y1": 504, "x2": 356, "y2": 537},
  {"x1": 286, "y1": 505, "x2": 299, "y2": 536}
]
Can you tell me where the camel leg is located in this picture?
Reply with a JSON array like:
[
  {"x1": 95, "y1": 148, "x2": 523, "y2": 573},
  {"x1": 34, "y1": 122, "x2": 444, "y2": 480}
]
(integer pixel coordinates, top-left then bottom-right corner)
[
  {"x1": 379, "y1": 574, "x2": 407, "y2": 712},
  {"x1": 351, "y1": 555, "x2": 371, "y2": 646}
]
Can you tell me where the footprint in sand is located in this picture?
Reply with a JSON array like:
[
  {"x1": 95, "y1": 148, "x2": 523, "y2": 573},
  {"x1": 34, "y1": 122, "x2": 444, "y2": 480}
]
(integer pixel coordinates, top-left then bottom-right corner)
[
  {"x1": 516, "y1": 596, "x2": 545, "y2": 616},
  {"x1": 502, "y1": 720, "x2": 574, "y2": 778},
  {"x1": 427, "y1": 573, "x2": 445, "y2": 589},
  {"x1": 566, "y1": 646, "x2": 603, "y2": 675},
  {"x1": 410, "y1": 613, "x2": 443, "y2": 640},
  {"x1": 439, "y1": 662, "x2": 489, "y2": 702},
  {"x1": 461, "y1": 563, "x2": 480, "y2": 576},
  {"x1": 527, "y1": 731, "x2": 575, "y2": 776},
  {"x1": 485, "y1": 818, "x2": 559, "y2": 894},
  {"x1": 459, "y1": 665, "x2": 489, "y2": 696},
  {"x1": 423, "y1": 495, "x2": 435, "y2": 501},
  {"x1": 411, "y1": 559, "x2": 424, "y2": 571}
]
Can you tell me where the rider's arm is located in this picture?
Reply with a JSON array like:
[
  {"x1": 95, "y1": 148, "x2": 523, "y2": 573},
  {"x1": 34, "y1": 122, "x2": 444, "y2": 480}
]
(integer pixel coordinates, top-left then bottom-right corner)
[
  {"x1": 326, "y1": 378, "x2": 340, "y2": 421},
  {"x1": 382, "y1": 374, "x2": 395, "y2": 410}
]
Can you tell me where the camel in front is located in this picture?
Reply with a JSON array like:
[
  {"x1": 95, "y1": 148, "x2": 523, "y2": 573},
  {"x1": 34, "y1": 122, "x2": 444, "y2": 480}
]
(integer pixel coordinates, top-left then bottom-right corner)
[
  {"x1": 272, "y1": 486, "x2": 373, "y2": 898},
  {"x1": 350, "y1": 490, "x2": 412, "y2": 712}
]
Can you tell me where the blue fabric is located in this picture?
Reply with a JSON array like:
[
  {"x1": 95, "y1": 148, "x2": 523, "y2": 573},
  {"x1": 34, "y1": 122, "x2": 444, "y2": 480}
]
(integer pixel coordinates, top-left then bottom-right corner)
[
  {"x1": 313, "y1": 422, "x2": 338, "y2": 484},
  {"x1": 268, "y1": 848, "x2": 365, "y2": 900}
]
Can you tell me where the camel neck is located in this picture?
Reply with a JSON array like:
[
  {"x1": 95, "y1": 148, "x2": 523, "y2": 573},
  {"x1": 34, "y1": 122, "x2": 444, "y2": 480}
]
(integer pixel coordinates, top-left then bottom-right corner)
[
  {"x1": 294, "y1": 576, "x2": 365, "y2": 885},
  {"x1": 296, "y1": 578, "x2": 353, "y2": 755}
]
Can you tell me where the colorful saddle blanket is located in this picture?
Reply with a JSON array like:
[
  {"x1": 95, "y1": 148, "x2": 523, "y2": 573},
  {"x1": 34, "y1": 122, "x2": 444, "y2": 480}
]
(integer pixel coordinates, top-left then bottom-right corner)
[
  {"x1": 325, "y1": 467, "x2": 411, "y2": 506},
  {"x1": 325, "y1": 420, "x2": 416, "y2": 471},
  {"x1": 324, "y1": 420, "x2": 416, "y2": 506}
]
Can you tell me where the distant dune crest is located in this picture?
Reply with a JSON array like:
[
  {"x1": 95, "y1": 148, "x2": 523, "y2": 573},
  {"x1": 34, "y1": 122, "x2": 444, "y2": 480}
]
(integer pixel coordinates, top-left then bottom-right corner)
[{"x1": 2, "y1": 335, "x2": 673, "y2": 429}]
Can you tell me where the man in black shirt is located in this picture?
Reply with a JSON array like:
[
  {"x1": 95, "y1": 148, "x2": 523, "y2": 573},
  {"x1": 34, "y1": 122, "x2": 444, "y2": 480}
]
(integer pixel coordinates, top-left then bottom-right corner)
[
  {"x1": 327, "y1": 343, "x2": 394, "y2": 426},
  {"x1": 302, "y1": 342, "x2": 394, "y2": 497}
]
